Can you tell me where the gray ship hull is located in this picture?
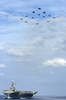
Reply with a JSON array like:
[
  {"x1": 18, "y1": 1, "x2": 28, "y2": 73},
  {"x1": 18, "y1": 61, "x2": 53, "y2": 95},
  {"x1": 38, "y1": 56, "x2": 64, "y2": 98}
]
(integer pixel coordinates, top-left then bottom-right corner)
[
  {"x1": 2, "y1": 90, "x2": 37, "y2": 99},
  {"x1": 2, "y1": 91, "x2": 20, "y2": 99},
  {"x1": 20, "y1": 93, "x2": 33, "y2": 98}
]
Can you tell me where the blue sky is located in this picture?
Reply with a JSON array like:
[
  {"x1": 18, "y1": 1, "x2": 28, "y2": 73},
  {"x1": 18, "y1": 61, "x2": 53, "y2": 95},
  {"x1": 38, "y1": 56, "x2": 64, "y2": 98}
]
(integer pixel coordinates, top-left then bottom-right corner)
[{"x1": 0, "y1": 0, "x2": 66, "y2": 96}]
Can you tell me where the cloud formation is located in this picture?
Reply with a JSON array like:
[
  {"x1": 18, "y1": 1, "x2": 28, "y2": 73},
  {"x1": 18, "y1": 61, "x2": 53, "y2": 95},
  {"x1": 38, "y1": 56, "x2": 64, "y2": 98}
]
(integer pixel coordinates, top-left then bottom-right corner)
[
  {"x1": 0, "y1": 64, "x2": 5, "y2": 67},
  {"x1": 38, "y1": 79, "x2": 47, "y2": 83},
  {"x1": 48, "y1": 71, "x2": 55, "y2": 74},
  {"x1": 52, "y1": 38, "x2": 66, "y2": 54},
  {"x1": 4, "y1": 59, "x2": 12, "y2": 62},
  {"x1": 0, "y1": 42, "x2": 34, "y2": 57},
  {"x1": 5, "y1": 48, "x2": 33, "y2": 57},
  {"x1": 43, "y1": 58, "x2": 66, "y2": 67},
  {"x1": 0, "y1": 73, "x2": 4, "y2": 75}
]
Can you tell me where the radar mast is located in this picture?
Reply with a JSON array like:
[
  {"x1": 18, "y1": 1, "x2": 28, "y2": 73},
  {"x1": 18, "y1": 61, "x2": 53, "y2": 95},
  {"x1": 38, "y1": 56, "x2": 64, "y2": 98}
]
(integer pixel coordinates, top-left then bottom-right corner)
[{"x1": 10, "y1": 80, "x2": 15, "y2": 91}]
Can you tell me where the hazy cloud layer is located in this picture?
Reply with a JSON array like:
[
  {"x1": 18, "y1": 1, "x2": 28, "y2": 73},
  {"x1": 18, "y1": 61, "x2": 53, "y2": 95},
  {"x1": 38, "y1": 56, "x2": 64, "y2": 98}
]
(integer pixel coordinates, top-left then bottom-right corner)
[{"x1": 0, "y1": 8, "x2": 66, "y2": 50}]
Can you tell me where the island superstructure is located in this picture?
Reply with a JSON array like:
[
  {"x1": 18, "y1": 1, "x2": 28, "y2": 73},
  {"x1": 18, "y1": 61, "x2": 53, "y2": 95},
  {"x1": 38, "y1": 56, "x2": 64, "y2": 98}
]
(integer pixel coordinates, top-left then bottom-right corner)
[{"x1": 2, "y1": 80, "x2": 38, "y2": 99}]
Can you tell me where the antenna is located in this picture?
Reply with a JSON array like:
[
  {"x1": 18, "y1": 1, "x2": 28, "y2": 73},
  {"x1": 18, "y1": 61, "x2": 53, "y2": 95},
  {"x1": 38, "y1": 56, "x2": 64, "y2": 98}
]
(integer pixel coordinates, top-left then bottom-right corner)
[{"x1": 11, "y1": 80, "x2": 14, "y2": 86}]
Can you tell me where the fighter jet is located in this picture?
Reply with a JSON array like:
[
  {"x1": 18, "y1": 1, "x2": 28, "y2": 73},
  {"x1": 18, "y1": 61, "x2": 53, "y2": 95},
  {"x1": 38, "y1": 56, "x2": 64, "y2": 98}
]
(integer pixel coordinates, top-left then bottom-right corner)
[
  {"x1": 26, "y1": 15, "x2": 28, "y2": 17},
  {"x1": 38, "y1": 14, "x2": 40, "y2": 16},
  {"x1": 53, "y1": 17, "x2": 56, "y2": 19},
  {"x1": 32, "y1": 17, "x2": 34, "y2": 19},
  {"x1": 32, "y1": 11, "x2": 35, "y2": 13},
  {"x1": 20, "y1": 7, "x2": 57, "y2": 25},
  {"x1": 43, "y1": 12, "x2": 46, "y2": 14},
  {"x1": 25, "y1": 21, "x2": 27, "y2": 23},
  {"x1": 36, "y1": 23, "x2": 39, "y2": 25},
  {"x1": 38, "y1": 8, "x2": 41, "y2": 10},
  {"x1": 43, "y1": 16, "x2": 45, "y2": 18},
  {"x1": 48, "y1": 15, "x2": 51, "y2": 16},
  {"x1": 20, "y1": 18, "x2": 23, "y2": 20},
  {"x1": 47, "y1": 20, "x2": 49, "y2": 22}
]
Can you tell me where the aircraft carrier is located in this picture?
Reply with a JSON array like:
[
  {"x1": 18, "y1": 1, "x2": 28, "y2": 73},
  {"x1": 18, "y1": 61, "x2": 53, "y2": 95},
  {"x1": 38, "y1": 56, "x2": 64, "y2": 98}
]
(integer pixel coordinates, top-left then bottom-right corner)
[{"x1": 2, "y1": 81, "x2": 38, "y2": 99}]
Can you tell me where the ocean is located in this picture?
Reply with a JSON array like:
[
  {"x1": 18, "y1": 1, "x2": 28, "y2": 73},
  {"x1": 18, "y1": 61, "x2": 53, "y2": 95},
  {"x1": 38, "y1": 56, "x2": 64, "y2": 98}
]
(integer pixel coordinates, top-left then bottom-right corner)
[{"x1": 0, "y1": 95, "x2": 66, "y2": 100}]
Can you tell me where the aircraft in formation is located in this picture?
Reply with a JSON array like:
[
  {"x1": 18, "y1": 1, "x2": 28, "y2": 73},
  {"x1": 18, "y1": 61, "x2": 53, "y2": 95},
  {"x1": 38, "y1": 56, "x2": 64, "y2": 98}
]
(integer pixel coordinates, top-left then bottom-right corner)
[{"x1": 20, "y1": 7, "x2": 56, "y2": 25}]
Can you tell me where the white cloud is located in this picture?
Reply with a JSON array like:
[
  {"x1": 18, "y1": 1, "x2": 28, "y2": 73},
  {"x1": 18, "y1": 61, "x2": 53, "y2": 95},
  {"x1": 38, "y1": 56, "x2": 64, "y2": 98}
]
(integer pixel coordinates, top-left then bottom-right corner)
[
  {"x1": 47, "y1": 71, "x2": 55, "y2": 74},
  {"x1": 5, "y1": 48, "x2": 33, "y2": 57},
  {"x1": 14, "y1": 58, "x2": 24, "y2": 62},
  {"x1": 0, "y1": 64, "x2": 5, "y2": 68},
  {"x1": 43, "y1": 58, "x2": 66, "y2": 67},
  {"x1": 14, "y1": 57, "x2": 32, "y2": 62},
  {"x1": 0, "y1": 43, "x2": 34, "y2": 57},
  {"x1": 50, "y1": 71, "x2": 54, "y2": 74},
  {"x1": 26, "y1": 77, "x2": 34, "y2": 79},
  {"x1": 32, "y1": 77, "x2": 34, "y2": 79},
  {"x1": 27, "y1": 37, "x2": 46, "y2": 48},
  {"x1": 38, "y1": 79, "x2": 47, "y2": 83},
  {"x1": 0, "y1": 73, "x2": 4, "y2": 76},
  {"x1": 0, "y1": 46, "x2": 4, "y2": 51},
  {"x1": 0, "y1": 11, "x2": 8, "y2": 16},
  {"x1": 4, "y1": 59, "x2": 12, "y2": 62},
  {"x1": 24, "y1": 17, "x2": 66, "y2": 51},
  {"x1": 26, "y1": 18, "x2": 58, "y2": 39},
  {"x1": 52, "y1": 39, "x2": 66, "y2": 54}
]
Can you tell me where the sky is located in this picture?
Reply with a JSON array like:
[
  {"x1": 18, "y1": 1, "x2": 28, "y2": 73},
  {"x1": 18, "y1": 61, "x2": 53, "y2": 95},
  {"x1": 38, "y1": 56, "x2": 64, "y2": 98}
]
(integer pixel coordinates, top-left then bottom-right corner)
[{"x1": 0, "y1": 0, "x2": 66, "y2": 96}]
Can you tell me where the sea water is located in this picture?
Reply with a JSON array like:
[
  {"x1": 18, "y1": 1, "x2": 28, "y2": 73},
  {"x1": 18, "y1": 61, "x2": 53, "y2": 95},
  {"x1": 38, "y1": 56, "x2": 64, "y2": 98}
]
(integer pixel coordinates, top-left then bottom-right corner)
[{"x1": 0, "y1": 95, "x2": 66, "y2": 100}]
